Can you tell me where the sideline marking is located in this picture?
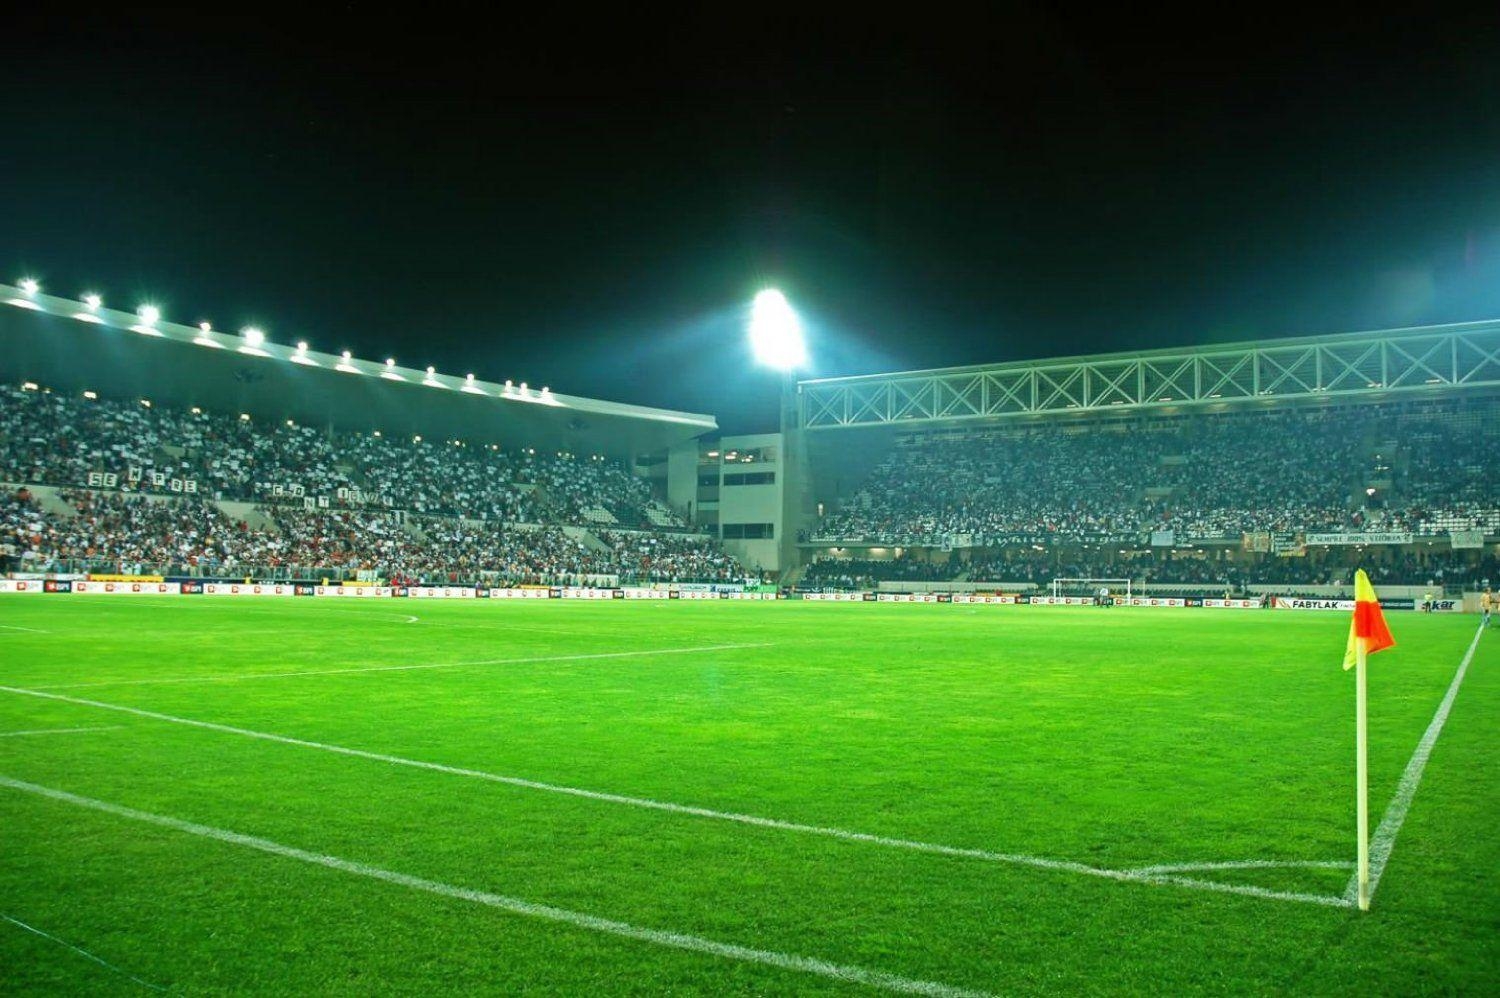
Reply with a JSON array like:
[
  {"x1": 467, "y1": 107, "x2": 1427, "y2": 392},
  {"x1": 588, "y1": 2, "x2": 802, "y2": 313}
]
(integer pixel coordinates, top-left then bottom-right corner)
[
  {"x1": 34, "y1": 643, "x2": 774, "y2": 690},
  {"x1": 0, "y1": 683, "x2": 1348, "y2": 908},
  {"x1": 1131, "y1": 859, "x2": 1352, "y2": 876},
  {"x1": 0, "y1": 624, "x2": 49, "y2": 634},
  {"x1": 2, "y1": 912, "x2": 166, "y2": 991},
  {"x1": 0, "y1": 775, "x2": 987, "y2": 998},
  {"x1": 1350, "y1": 619, "x2": 1485, "y2": 905},
  {"x1": 0, "y1": 726, "x2": 122, "y2": 738}
]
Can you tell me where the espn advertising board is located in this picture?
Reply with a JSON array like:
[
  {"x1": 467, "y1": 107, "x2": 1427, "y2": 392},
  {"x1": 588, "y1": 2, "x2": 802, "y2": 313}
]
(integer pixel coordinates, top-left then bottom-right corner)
[
  {"x1": 876, "y1": 593, "x2": 942, "y2": 603},
  {"x1": 1201, "y1": 598, "x2": 1263, "y2": 609}
]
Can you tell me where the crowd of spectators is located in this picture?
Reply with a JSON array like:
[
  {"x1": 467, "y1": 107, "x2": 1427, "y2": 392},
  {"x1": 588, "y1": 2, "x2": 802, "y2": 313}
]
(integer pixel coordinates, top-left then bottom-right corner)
[
  {"x1": 799, "y1": 548, "x2": 1499, "y2": 591},
  {"x1": 1, "y1": 488, "x2": 751, "y2": 585},
  {"x1": 814, "y1": 406, "x2": 1500, "y2": 544},
  {"x1": 0, "y1": 385, "x2": 671, "y2": 528}
]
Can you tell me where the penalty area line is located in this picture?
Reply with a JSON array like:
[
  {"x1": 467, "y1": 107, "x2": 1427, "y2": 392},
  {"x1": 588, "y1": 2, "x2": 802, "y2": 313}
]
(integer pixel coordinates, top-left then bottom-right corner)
[
  {"x1": 31, "y1": 642, "x2": 775, "y2": 690},
  {"x1": 0, "y1": 726, "x2": 123, "y2": 738},
  {"x1": 0, "y1": 684, "x2": 1348, "y2": 908},
  {"x1": 0, "y1": 774, "x2": 989, "y2": 998},
  {"x1": 1351, "y1": 619, "x2": 1486, "y2": 905}
]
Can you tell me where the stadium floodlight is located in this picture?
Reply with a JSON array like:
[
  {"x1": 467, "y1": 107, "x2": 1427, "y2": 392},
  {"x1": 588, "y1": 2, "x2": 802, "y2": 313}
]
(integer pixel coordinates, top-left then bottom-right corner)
[
  {"x1": 83, "y1": 390, "x2": 97, "y2": 400},
  {"x1": 242, "y1": 327, "x2": 265, "y2": 348},
  {"x1": 74, "y1": 292, "x2": 105, "y2": 323},
  {"x1": 19, "y1": 278, "x2": 39, "y2": 295},
  {"x1": 194, "y1": 322, "x2": 223, "y2": 348},
  {"x1": 748, "y1": 289, "x2": 806, "y2": 371},
  {"x1": 132, "y1": 304, "x2": 163, "y2": 335}
]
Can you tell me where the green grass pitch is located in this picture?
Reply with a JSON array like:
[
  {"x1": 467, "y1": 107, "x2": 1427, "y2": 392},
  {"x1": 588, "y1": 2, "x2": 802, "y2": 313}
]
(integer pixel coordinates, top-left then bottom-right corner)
[{"x1": 1, "y1": 596, "x2": 1495, "y2": 995}]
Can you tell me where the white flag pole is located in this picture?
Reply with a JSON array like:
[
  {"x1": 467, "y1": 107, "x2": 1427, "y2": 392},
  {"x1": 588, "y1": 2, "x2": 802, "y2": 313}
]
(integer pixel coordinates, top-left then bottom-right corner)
[{"x1": 1355, "y1": 634, "x2": 1371, "y2": 911}]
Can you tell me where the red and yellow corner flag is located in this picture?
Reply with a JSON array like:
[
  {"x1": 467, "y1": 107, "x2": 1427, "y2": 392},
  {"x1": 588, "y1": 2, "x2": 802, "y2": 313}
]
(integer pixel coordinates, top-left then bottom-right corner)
[{"x1": 1343, "y1": 569, "x2": 1396, "y2": 669}]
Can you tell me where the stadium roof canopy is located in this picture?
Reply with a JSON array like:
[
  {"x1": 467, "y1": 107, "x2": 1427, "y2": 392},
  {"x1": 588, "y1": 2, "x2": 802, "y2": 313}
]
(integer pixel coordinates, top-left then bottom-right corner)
[
  {"x1": 796, "y1": 319, "x2": 1500, "y2": 430},
  {"x1": 0, "y1": 282, "x2": 716, "y2": 455}
]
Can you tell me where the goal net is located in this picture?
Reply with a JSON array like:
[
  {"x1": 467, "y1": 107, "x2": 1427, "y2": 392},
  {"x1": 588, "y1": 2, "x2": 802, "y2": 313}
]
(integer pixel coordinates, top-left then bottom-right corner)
[{"x1": 1049, "y1": 577, "x2": 1133, "y2": 600}]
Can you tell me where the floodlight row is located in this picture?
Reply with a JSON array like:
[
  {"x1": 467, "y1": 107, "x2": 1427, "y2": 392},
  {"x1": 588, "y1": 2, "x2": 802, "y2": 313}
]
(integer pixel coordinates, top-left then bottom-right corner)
[{"x1": 8, "y1": 277, "x2": 554, "y2": 401}]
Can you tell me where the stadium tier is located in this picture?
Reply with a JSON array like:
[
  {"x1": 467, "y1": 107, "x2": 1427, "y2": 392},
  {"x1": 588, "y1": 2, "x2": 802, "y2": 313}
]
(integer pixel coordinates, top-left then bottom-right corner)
[{"x1": 0, "y1": 383, "x2": 749, "y2": 583}]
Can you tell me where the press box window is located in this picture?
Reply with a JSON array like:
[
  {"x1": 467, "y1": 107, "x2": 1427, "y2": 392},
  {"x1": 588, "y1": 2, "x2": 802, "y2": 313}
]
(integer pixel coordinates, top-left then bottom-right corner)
[
  {"x1": 722, "y1": 471, "x2": 775, "y2": 486},
  {"x1": 721, "y1": 523, "x2": 774, "y2": 540}
]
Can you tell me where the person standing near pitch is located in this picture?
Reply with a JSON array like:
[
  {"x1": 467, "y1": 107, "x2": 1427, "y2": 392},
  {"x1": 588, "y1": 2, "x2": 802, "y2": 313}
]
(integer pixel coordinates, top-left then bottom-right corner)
[{"x1": 1481, "y1": 588, "x2": 1493, "y2": 627}]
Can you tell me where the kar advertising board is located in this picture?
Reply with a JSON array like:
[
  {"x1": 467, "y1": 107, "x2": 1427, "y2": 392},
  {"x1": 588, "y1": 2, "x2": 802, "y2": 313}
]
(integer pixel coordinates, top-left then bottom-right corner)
[{"x1": 70, "y1": 581, "x2": 181, "y2": 595}]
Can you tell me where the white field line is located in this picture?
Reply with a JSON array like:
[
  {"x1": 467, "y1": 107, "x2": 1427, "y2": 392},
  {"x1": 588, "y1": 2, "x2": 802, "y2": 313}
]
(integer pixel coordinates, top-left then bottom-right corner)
[
  {"x1": 2, "y1": 912, "x2": 166, "y2": 991},
  {"x1": 32, "y1": 643, "x2": 774, "y2": 690},
  {"x1": 107, "y1": 600, "x2": 420, "y2": 624},
  {"x1": 1132, "y1": 859, "x2": 1352, "y2": 876},
  {"x1": 0, "y1": 624, "x2": 50, "y2": 633},
  {"x1": 0, "y1": 684, "x2": 1349, "y2": 908},
  {"x1": 0, "y1": 776, "x2": 988, "y2": 998},
  {"x1": 1348, "y1": 619, "x2": 1486, "y2": 905},
  {"x1": 0, "y1": 725, "x2": 122, "y2": 738}
]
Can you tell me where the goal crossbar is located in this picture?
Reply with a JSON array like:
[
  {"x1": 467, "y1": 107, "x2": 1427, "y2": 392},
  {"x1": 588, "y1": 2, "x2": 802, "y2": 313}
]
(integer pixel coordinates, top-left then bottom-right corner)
[{"x1": 1050, "y1": 577, "x2": 1133, "y2": 599}]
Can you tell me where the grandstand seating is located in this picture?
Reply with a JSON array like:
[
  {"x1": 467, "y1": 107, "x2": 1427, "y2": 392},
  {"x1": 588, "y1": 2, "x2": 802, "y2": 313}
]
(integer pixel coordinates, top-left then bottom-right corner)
[
  {"x1": 0, "y1": 385, "x2": 747, "y2": 584},
  {"x1": 813, "y1": 404, "x2": 1500, "y2": 545}
]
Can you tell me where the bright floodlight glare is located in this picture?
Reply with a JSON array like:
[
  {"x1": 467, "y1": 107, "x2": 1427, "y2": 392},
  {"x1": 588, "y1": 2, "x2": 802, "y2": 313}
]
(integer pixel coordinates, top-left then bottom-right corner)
[
  {"x1": 83, "y1": 293, "x2": 102, "y2": 311},
  {"x1": 749, "y1": 289, "x2": 806, "y2": 370},
  {"x1": 242, "y1": 327, "x2": 265, "y2": 347},
  {"x1": 19, "y1": 278, "x2": 39, "y2": 295},
  {"x1": 138, "y1": 304, "x2": 160, "y2": 325}
]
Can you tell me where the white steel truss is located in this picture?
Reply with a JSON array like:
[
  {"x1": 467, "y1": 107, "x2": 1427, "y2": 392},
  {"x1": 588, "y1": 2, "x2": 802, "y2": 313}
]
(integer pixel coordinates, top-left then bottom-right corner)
[{"x1": 797, "y1": 320, "x2": 1500, "y2": 429}]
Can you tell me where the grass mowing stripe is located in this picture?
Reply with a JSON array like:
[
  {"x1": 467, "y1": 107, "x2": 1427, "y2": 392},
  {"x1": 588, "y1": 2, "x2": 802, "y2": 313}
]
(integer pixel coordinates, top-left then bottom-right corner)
[
  {"x1": 0, "y1": 683, "x2": 1350, "y2": 908},
  {"x1": 0, "y1": 775, "x2": 990, "y2": 998},
  {"x1": 34, "y1": 642, "x2": 774, "y2": 689},
  {"x1": 2, "y1": 912, "x2": 166, "y2": 992},
  {"x1": 1353, "y1": 620, "x2": 1487, "y2": 905}
]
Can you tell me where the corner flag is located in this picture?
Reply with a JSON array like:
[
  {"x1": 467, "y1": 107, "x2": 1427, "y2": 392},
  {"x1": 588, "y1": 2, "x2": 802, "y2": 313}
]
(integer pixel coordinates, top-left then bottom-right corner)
[
  {"x1": 1343, "y1": 569, "x2": 1395, "y2": 670},
  {"x1": 1345, "y1": 568, "x2": 1395, "y2": 911}
]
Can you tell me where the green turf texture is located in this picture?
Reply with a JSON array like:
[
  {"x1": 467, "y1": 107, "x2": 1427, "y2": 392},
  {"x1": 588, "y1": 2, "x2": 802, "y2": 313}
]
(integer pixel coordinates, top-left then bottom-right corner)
[{"x1": 0, "y1": 597, "x2": 1495, "y2": 994}]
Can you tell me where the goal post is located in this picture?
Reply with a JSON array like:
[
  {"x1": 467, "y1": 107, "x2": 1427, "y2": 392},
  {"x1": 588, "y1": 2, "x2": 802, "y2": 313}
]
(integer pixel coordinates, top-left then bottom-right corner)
[{"x1": 1049, "y1": 577, "x2": 1133, "y2": 601}]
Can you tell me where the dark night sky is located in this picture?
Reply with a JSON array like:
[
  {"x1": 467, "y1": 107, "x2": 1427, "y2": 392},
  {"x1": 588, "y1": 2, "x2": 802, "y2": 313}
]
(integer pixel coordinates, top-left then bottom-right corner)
[{"x1": 4, "y1": 8, "x2": 1500, "y2": 432}]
